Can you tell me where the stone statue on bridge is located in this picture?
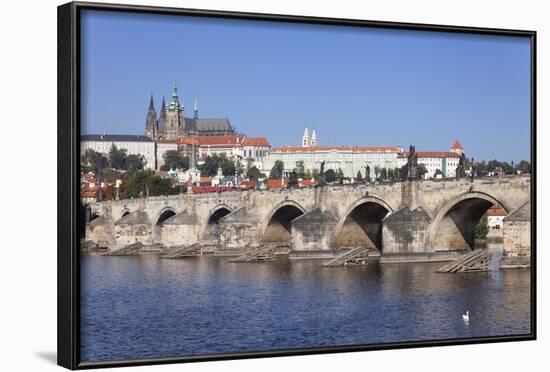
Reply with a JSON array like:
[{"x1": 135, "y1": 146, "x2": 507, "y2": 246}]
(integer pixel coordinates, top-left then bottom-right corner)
[
  {"x1": 364, "y1": 165, "x2": 371, "y2": 183},
  {"x1": 456, "y1": 153, "x2": 467, "y2": 179},
  {"x1": 406, "y1": 145, "x2": 420, "y2": 180},
  {"x1": 319, "y1": 161, "x2": 326, "y2": 186}
]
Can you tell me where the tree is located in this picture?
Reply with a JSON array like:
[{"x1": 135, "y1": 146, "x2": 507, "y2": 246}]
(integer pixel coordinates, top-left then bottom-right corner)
[
  {"x1": 379, "y1": 168, "x2": 387, "y2": 181},
  {"x1": 475, "y1": 213, "x2": 489, "y2": 240},
  {"x1": 434, "y1": 169, "x2": 443, "y2": 177},
  {"x1": 124, "y1": 169, "x2": 180, "y2": 198},
  {"x1": 125, "y1": 154, "x2": 146, "y2": 174},
  {"x1": 82, "y1": 148, "x2": 108, "y2": 175},
  {"x1": 161, "y1": 150, "x2": 189, "y2": 171},
  {"x1": 101, "y1": 168, "x2": 121, "y2": 183},
  {"x1": 269, "y1": 160, "x2": 285, "y2": 179},
  {"x1": 335, "y1": 168, "x2": 344, "y2": 181},
  {"x1": 125, "y1": 169, "x2": 153, "y2": 198},
  {"x1": 374, "y1": 166, "x2": 381, "y2": 180},
  {"x1": 199, "y1": 154, "x2": 236, "y2": 177},
  {"x1": 418, "y1": 164, "x2": 428, "y2": 178},
  {"x1": 304, "y1": 169, "x2": 312, "y2": 180},
  {"x1": 108, "y1": 144, "x2": 128, "y2": 170},
  {"x1": 312, "y1": 169, "x2": 320, "y2": 181},
  {"x1": 247, "y1": 166, "x2": 263, "y2": 180},
  {"x1": 324, "y1": 169, "x2": 336, "y2": 183},
  {"x1": 295, "y1": 160, "x2": 305, "y2": 178},
  {"x1": 387, "y1": 168, "x2": 395, "y2": 180},
  {"x1": 356, "y1": 171, "x2": 363, "y2": 181},
  {"x1": 516, "y1": 160, "x2": 531, "y2": 174}
]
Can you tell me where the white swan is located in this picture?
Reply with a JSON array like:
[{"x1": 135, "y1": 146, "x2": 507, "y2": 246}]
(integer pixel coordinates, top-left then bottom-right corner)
[{"x1": 462, "y1": 311, "x2": 470, "y2": 322}]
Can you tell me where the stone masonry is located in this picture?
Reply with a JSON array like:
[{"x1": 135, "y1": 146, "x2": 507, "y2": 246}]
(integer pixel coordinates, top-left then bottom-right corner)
[{"x1": 85, "y1": 175, "x2": 531, "y2": 262}]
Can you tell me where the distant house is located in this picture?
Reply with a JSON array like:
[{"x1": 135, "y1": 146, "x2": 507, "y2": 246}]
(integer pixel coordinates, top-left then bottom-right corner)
[
  {"x1": 266, "y1": 178, "x2": 288, "y2": 189},
  {"x1": 487, "y1": 205, "x2": 507, "y2": 229}
]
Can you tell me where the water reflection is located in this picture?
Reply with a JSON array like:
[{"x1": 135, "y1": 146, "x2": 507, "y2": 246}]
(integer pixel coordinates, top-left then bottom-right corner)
[{"x1": 81, "y1": 255, "x2": 531, "y2": 362}]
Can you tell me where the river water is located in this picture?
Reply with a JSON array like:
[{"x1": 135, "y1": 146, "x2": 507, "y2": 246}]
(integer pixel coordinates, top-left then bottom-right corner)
[{"x1": 80, "y1": 255, "x2": 531, "y2": 362}]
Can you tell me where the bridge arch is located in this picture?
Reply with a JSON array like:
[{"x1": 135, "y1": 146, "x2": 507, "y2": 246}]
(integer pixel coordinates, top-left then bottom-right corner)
[
  {"x1": 155, "y1": 207, "x2": 177, "y2": 225},
  {"x1": 262, "y1": 200, "x2": 306, "y2": 244},
  {"x1": 427, "y1": 191, "x2": 510, "y2": 250},
  {"x1": 333, "y1": 195, "x2": 394, "y2": 251},
  {"x1": 203, "y1": 204, "x2": 233, "y2": 242},
  {"x1": 120, "y1": 209, "x2": 131, "y2": 219}
]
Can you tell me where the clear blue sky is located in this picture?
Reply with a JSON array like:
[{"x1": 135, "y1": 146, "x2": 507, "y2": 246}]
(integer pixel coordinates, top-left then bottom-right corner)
[{"x1": 81, "y1": 10, "x2": 531, "y2": 162}]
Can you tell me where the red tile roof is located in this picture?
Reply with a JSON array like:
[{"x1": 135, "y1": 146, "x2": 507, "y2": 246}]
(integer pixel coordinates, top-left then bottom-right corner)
[
  {"x1": 272, "y1": 146, "x2": 400, "y2": 153},
  {"x1": 452, "y1": 140, "x2": 464, "y2": 150},
  {"x1": 487, "y1": 206, "x2": 507, "y2": 217},
  {"x1": 299, "y1": 179, "x2": 317, "y2": 187},
  {"x1": 266, "y1": 178, "x2": 287, "y2": 189},
  {"x1": 239, "y1": 180, "x2": 257, "y2": 189},
  {"x1": 191, "y1": 186, "x2": 234, "y2": 193},
  {"x1": 196, "y1": 135, "x2": 246, "y2": 147},
  {"x1": 200, "y1": 176, "x2": 213, "y2": 183},
  {"x1": 243, "y1": 137, "x2": 270, "y2": 147},
  {"x1": 398, "y1": 151, "x2": 460, "y2": 159}
]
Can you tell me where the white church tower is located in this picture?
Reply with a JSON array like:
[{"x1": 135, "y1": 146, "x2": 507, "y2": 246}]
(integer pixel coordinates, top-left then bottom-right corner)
[
  {"x1": 302, "y1": 127, "x2": 310, "y2": 147},
  {"x1": 310, "y1": 128, "x2": 317, "y2": 147}
]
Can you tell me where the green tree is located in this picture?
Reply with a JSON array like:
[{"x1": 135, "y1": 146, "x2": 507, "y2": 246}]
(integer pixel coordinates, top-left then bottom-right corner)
[
  {"x1": 434, "y1": 169, "x2": 443, "y2": 177},
  {"x1": 125, "y1": 154, "x2": 146, "y2": 174},
  {"x1": 312, "y1": 169, "x2": 320, "y2": 181},
  {"x1": 335, "y1": 168, "x2": 344, "y2": 181},
  {"x1": 161, "y1": 150, "x2": 189, "y2": 171},
  {"x1": 304, "y1": 169, "x2": 312, "y2": 180},
  {"x1": 108, "y1": 144, "x2": 128, "y2": 170},
  {"x1": 387, "y1": 168, "x2": 395, "y2": 180},
  {"x1": 269, "y1": 160, "x2": 285, "y2": 179},
  {"x1": 379, "y1": 168, "x2": 387, "y2": 181},
  {"x1": 247, "y1": 166, "x2": 263, "y2": 180},
  {"x1": 101, "y1": 168, "x2": 121, "y2": 183},
  {"x1": 418, "y1": 164, "x2": 428, "y2": 178},
  {"x1": 374, "y1": 166, "x2": 381, "y2": 179},
  {"x1": 516, "y1": 160, "x2": 531, "y2": 174},
  {"x1": 125, "y1": 169, "x2": 153, "y2": 198},
  {"x1": 475, "y1": 213, "x2": 489, "y2": 240},
  {"x1": 81, "y1": 148, "x2": 108, "y2": 175},
  {"x1": 324, "y1": 169, "x2": 336, "y2": 183},
  {"x1": 295, "y1": 160, "x2": 305, "y2": 178},
  {"x1": 124, "y1": 169, "x2": 180, "y2": 198},
  {"x1": 200, "y1": 154, "x2": 236, "y2": 177},
  {"x1": 356, "y1": 171, "x2": 363, "y2": 181}
]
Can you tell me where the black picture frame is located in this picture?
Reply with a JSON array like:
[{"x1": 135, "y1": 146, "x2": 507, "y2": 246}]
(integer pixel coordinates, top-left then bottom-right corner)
[{"x1": 58, "y1": 2, "x2": 537, "y2": 369}]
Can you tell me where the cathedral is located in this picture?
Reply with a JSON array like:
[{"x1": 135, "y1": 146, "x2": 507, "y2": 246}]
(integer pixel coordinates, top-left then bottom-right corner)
[{"x1": 145, "y1": 84, "x2": 236, "y2": 140}]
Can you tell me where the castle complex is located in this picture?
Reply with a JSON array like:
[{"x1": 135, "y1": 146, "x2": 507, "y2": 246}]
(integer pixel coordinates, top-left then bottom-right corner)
[{"x1": 145, "y1": 84, "x2": 235, "y2": 140}]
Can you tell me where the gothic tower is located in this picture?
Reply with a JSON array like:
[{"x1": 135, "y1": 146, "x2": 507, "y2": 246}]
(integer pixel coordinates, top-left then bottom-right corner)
[
  {"x1": 302, "y1": 127, "x2": 310, "y2": 147},
  {"x1": 194, "y1": 98, "x2": 199, "y2": 120},
  {"x1": 164, "y1": 83, "x2": 185, "y2": 140},
  {"x1": 145, "y1": 94, "x2": 157, "y2": 139}
]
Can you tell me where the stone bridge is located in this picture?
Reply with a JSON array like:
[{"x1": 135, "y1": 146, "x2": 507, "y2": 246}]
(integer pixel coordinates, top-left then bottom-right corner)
[{"x1": 85, "y1": 175, "x2": 531, "y2": 261}]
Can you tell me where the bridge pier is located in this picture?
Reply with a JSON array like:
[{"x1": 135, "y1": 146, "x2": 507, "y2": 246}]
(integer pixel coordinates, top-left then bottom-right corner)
[
  {"x1": 290, "y1": 208, "x2": 338, "y2": 259},
  {"x1": 501, "y1": 201, "x2": 531, "y2": 268}
]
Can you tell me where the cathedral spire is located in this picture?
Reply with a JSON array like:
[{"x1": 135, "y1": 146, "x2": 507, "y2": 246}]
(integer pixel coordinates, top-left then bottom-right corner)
[
  {"x1": 302, "y1": 127, "x2": 310, "y2": 147},
  {"x1": 194, "y1": 98, "x2": 199, "y2": 120},
  {"x1": 148, "y1": 93, "x2": 155, "y2": 111},
  {"x1": 310, "y1": 128, "x2": 317, "y2": 147}
]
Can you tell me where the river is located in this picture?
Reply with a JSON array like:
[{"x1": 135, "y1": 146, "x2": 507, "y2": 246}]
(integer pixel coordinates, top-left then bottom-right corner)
[{"x1": 80, "y1": 255, "x2": 531, "y2": 362}]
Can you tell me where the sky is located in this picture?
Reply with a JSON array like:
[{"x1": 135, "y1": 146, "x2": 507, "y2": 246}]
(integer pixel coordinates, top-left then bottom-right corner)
[{"x1": 81, "y1": 10, "x2": 532, "y2": 162}]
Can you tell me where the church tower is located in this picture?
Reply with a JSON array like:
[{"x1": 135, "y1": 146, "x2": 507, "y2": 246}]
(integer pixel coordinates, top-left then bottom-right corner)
[
  {"x1": 310, "y1": 128, "x2": 317, "y2": 147},
  {"x1": 302, "y1": 127, "x2": 310, "y2": 147},
  {"x1": 157, "y1": 96, "x2": 167, "y2": 139},
  {"x1": 194, "y1": 98, "x2": 199, "y2": 120},
  {"x1": 164, "y1": 83, "x2": 185, "y2": 140},
  {"x1": 145, "y1": 94, "x2": 157, "y2": 139}
]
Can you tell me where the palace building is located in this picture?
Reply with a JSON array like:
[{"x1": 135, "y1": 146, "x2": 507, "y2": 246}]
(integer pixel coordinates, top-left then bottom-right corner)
[{"x1": 145, "y1": 84, "x2": 235, "y2": 140}]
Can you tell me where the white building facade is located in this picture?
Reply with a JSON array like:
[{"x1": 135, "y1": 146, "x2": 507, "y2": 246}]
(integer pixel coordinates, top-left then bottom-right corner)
[
  {"x1": 81, "y1": 134, "x2": 156, "y2": 169},
  {"x1": 261, "y1": 146, "x2": 403, "y2": 179},
  {"x1": 397, "y1": 151, "x2": 461, "y2": 178}
]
